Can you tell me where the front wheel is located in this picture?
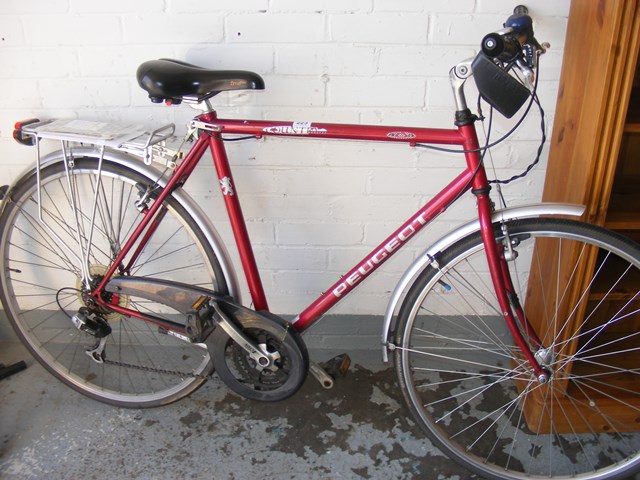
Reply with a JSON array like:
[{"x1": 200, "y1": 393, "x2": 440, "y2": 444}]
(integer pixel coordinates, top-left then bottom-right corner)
[
  {"x1": 395, "y1": 218, "x2": 640, "y2": 479},
  {"x1": 0, "y1": 157, "x2": 228, "y2": 407}
]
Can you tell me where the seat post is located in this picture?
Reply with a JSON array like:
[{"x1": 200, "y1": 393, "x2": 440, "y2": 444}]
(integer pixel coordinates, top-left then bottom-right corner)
[{"x1": 184, "y1": 96, "x2": 216, "y2": 114}]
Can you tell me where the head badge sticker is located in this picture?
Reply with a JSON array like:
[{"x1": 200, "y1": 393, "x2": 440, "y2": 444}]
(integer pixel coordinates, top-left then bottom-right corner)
[{"x1": 263, "y1": 122, "x2": 327, "y2": 135}]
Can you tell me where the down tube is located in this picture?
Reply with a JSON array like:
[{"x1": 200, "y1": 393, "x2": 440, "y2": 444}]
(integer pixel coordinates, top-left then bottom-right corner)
[{"x1": 294, "y1": 168, "x2": 475, "y2": 332}]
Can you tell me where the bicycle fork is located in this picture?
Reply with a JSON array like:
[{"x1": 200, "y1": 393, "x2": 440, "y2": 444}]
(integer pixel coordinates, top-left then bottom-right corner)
[{"x1": 475, "y1": 193, "x2": 549, "y2": 383}]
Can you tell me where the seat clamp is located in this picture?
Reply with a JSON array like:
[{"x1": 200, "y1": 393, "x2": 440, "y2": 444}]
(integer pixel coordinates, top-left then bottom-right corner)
[{"x1": 190, "y1": 120, "x2": 222, "y2": 133}]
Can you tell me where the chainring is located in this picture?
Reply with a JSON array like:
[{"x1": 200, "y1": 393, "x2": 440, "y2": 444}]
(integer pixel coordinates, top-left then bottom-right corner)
[
  {"x1": 206, "y1": 303, "x2": 309, "y2": 402},
  {"x1": 228, "y1": 328, "x2": 289, "y2": 387}
]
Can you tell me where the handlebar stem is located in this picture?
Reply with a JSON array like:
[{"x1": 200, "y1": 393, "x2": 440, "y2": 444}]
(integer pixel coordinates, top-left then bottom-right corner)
[{"x1": 449, "y1": 58, "x2": 474, "y2": 112}]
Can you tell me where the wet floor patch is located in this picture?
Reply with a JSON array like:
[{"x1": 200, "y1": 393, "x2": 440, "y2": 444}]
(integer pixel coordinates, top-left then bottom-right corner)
[{"x1": 0, "y1": 343, "x2": 473, "y2": 479}]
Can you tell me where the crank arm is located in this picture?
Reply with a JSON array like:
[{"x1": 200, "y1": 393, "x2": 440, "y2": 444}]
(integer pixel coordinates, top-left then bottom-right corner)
[
  {"x1": 309, "y1": 362, "x2": 334, "y2": 389},
  {"x1": 210, "y1": 301, "x2": 277, "y2": 370}
]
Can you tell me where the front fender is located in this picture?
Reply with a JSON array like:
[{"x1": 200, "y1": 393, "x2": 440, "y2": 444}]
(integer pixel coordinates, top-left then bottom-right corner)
[
  {"x1": 380, "y1": 203, "x2": 585, "y2": 362},
  {"x1": 3, "y1": 147, "x2": 241, "y2": 303}
]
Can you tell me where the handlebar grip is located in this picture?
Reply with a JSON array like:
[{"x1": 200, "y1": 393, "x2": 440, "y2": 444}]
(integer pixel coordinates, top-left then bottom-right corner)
[
  {"x1": 506, "y1": 5, "x2": 538, "y2": 47},
  {"x1": 481, "y1": 33, "x2": 522, "y2": 61}
]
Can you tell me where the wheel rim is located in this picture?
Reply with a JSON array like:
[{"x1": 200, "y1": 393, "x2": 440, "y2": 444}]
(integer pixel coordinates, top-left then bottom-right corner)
[
  {"x1": 398, "y1": 221, "x2": 640, "y2": 479},
  {"x1": 0, "y1": 160, "x2": 223, "y2": 405}
]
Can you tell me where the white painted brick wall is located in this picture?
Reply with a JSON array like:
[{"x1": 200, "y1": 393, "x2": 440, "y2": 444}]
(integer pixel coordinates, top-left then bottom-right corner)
[{"x1": 0, "y1": 0, "x2": 570, "y2": 316}]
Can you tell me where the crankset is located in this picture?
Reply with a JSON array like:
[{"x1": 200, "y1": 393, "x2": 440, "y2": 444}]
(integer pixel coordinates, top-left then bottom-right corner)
[
  {"x1": 104, "y1": 276, "x2": 309, "y2": 401},
  {"x1": 206, "y1": 301, "x2": 309, "y2": 402}
]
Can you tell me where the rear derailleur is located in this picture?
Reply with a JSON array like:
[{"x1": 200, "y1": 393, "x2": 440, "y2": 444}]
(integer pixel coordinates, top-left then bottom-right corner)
[{"x1": 71, "y1": 307, "x2": 112, "y2": 363}]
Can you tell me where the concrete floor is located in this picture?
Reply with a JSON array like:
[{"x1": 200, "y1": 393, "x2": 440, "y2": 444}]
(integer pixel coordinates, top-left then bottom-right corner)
[{"x1": 0, "y1": 341, "x2": 473, "y2": 480}]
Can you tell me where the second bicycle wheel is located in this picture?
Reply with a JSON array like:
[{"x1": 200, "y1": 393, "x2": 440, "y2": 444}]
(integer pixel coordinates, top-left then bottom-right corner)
[
  {"x1": 395, "y1": 218, "x2": 640, "y2": 480},
  {"x1": 0, "y1": 156, "x2": 228, "y2": 407}
]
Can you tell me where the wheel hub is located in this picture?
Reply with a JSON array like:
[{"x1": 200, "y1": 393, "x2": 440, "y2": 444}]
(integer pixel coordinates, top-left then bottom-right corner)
[
  {"x1": 534, "y1": 347, "x2": 556, "y2": 383},
  {"x1": 534, "y1": 347, "x2": 556, "y2": 369}
]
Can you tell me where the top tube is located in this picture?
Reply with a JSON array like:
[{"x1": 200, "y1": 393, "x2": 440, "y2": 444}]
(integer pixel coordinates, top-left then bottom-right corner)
[{"x1": 194, "y1": 112, "x2": 467, "y2": 147}]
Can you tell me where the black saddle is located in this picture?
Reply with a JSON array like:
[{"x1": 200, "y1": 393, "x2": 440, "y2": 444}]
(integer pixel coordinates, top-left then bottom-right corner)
[{"x1": 137, "y1": 59, "x2": 265, "y2": 104}]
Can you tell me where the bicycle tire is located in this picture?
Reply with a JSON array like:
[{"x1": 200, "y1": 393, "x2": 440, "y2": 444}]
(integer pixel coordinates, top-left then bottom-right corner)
[
  {"x1": 394, "y1": 218, "x2": 640, "y2": 479},
  {"x1": 0, "y1": 157, "x2": 228, "y2": 407}
]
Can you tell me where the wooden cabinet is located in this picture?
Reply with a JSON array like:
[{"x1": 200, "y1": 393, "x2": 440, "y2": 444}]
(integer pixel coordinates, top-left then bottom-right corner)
[
  {"x1": 607, "y1": 65, "x2": 640, "y2": 233},
  {"x1": 521, "y1": 0, "x2": 640, "y2": 432}
]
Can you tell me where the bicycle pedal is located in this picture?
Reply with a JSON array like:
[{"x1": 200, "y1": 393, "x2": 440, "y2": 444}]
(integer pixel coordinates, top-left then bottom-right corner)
[{"x1": 320, "y1": 353, "x2": 351, "y2": 378}]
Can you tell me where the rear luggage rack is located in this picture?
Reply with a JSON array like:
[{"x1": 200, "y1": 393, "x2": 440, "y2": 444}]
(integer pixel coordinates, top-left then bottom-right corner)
[
  {"x1": 11, "y1": 118, "x2": 181, "y2": 292},
  {"x1": 17, "y1": 119, "x2": 179, "y2": 168}
]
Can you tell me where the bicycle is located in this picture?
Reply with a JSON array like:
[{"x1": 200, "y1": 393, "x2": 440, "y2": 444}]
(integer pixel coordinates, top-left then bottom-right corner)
[{"x1": 2, "y1": 6, "x2": 640, "y2": 480}]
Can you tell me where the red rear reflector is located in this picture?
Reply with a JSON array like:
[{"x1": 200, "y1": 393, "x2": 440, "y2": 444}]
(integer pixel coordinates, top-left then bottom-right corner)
[{"x1": 13, "y1": 118, "x2": 40, "y2": 146}]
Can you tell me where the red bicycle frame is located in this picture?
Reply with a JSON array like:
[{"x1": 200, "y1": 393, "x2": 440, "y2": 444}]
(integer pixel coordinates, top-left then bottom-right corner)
[{"x1": 93, "y1": 110, "x2": 546, "y2": 377}]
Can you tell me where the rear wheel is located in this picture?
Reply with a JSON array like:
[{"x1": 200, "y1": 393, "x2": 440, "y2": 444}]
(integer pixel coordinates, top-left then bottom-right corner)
[
  {"x1": 395, "y1": 218, "x2": 640, "y2": 479},
  {"x1": 0, "y1": 157, "x2": 228, "y2": 407}
]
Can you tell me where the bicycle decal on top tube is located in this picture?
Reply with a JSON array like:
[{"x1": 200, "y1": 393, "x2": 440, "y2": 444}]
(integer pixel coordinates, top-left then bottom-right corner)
[{"x1": 262, "y1": 122, "x2": 328, "y2": 135}]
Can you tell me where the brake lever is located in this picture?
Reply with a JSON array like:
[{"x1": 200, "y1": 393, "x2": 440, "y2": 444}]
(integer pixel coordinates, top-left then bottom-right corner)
[
  {"x1": 521, "y1": 40, "x2": 549, "y2": 84},
  {"x1": 515, "y1": 58, "x2": 535, "y2": 90}
]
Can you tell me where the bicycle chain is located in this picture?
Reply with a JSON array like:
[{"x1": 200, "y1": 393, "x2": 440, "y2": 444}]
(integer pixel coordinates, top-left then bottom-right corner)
[
  {"x1": 97, "y1": 315, "x2": 294, "y2": 383},
  {"x1": 102, "y1": 357, "x2": 213, "y2": 380}
]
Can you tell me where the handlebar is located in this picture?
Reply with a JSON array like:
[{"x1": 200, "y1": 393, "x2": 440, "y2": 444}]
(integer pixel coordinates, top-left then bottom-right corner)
[
  {"x1": 506, "y1": 5, "x2": 536, "y2": 43},
  {"x1": 480, "y1": 5, "x2": 546, "y2": 68},
  {"x1": 481, "y1": 32, "x2": 522, "y2": 62},
  {"x1": 461, "y1": 5, "x2": 548, "y2": 118}
]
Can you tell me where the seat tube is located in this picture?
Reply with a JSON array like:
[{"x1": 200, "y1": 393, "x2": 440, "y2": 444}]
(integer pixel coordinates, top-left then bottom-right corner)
[{"x1": 208, "y1": 133, "x2": 269, "y2": 311}]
